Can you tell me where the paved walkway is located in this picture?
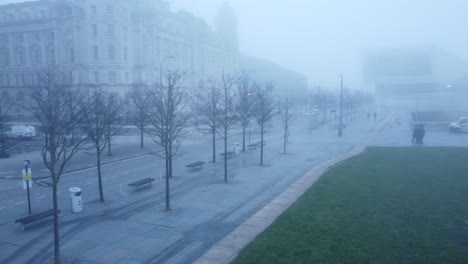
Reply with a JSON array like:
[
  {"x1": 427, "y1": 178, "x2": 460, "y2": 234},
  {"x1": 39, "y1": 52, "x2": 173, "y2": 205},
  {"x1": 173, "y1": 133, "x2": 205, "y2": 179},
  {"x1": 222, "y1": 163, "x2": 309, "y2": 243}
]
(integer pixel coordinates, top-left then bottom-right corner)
[{"x1": 194, "y1": 145, "x2": 366, "y2": 264}]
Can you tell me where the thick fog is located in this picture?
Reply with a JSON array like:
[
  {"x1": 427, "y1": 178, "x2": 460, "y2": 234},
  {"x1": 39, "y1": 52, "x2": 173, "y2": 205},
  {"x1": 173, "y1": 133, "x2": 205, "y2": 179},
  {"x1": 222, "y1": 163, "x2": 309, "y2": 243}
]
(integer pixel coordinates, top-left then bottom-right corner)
[
  {"x1": 2, "y1": 0, "x2": 468, "y2": 87},
  {"x1": 170, "y1": 0, "x2": 468, "y2": 88}
]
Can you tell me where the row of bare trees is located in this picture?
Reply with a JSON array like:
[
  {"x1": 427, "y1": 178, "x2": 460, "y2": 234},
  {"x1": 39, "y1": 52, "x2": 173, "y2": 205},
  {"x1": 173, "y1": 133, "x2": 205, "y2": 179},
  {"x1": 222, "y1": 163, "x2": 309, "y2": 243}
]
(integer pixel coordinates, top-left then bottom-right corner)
[
  {"x1": 191, "y1": 71, "x2": 277, "y2": 182},
  {"x1": 20, "y1": 68, "x2": 295, "y2": 262},
  {"x1": 309, "y1": 87, "x2": 374, "y2": 123}
]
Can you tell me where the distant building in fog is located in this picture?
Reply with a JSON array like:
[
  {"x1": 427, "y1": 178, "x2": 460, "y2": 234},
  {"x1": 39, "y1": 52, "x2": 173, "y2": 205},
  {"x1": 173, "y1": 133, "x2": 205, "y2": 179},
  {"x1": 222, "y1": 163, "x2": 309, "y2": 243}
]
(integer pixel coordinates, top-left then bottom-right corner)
[
  {"x1": 0, "y1": 0, "x2": 238, "y2": 95},
  {"x1": 240, "y1": 54, "x2": 308, "y2": 102},
  {"x1": 0, "y1": 0, "x2": 308, "y2": 117},
  {"x1": 363, "y1": 46, "x2": 466, "y2": 95}
]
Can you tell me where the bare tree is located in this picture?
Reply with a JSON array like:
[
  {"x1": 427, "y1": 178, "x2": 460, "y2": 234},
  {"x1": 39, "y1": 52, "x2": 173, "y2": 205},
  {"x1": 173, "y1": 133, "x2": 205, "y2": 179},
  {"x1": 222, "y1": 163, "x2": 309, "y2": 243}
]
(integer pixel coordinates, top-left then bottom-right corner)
[
  {"x1": 126, "y1": 83, "x2": 151, "y2": 148},
  {"x1": 236, "y1": 70, "x2": 255, "y2": 152},
  {"x1": 279, "y1": 97, "x2": 295, "y2": 154},
  {"x1": 147, "y1": 71, "x2": 189, "y2": 211},
  {"x1": 82, "y1": 88, "x2": 121, "y2": 202},
  {"x1": 27, "y1": 71, "x2": 87, "y2": 261},
  {"x1": 0, "y1": 92, "x2": 15, "y2": 158},
  {"x1": 103, "y1": 93, "x2": 123, "y2": 156},
  {"x1": 219, "y1": 72, "x2": 238, "y2": 183},
  {"x1": 253, "y1": 82, "x2": 275, "y2": 166},
  {"x1": 192, "y1": 80, "x2": 222, "y2": 162}
]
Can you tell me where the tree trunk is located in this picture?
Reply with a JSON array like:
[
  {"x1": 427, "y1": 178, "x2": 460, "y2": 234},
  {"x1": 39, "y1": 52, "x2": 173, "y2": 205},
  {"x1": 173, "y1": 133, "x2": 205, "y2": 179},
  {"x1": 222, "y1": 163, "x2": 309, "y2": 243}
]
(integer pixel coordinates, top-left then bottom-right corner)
[
  {"x1": 224, "y1": 126, "x2": 227, "y2": 183},
  {"x1": 283, "y1": 123, "x2": 287, "y2": 154},
  {"x1": 52, "y1": 178, "x2": 60, "y2": 261},
  {"x1": 97, "y1": 149, "x2": 104, "y2": 202},
  {"x1": 169, "y1": 146, "x2": 172, "y2": 178},
  {"x1": 260, "y1": 124, "x2": 264, "y2": 166},
  {"x1": 140, "y1": 127, "x2": 144, "y2": 148},
  {"x1": 165, "y1": 147, "x2": 171, "y2": 211},
  {"x1": 107, "y1": 126, "x2": 112, "y2": 156},
  {"x1": 242, "y1": 124, "x2": 246, "y2": 152},
  {"x1": 212, "y1": 126, "x2": 216, "y2": 163}
]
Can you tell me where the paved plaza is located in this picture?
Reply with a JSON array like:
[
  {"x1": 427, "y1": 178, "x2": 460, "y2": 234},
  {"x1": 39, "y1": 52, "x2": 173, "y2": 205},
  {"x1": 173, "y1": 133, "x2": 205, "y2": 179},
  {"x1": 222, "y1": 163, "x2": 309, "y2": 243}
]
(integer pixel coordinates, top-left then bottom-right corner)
[{"x1": 1, "y1": 111, "x2": 467, "y2": 264}]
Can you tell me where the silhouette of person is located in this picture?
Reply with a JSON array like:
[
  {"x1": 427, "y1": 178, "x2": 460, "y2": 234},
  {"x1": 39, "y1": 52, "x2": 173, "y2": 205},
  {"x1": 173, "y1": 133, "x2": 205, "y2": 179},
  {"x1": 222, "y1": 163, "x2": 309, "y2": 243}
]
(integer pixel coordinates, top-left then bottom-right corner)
[
  {"x1": 412, "y1": 124, "x2": 418, "y2": 143},
  {"x1": 373, "y1": 112, "x2": 377, "y2": 121}
]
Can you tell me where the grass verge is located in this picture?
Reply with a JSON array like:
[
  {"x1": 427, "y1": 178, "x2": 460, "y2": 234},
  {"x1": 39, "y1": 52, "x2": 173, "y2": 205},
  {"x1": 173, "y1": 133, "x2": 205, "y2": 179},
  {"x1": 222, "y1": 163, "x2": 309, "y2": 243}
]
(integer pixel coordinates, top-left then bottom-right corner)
[{"x1": 233, "y1": 147, "x2": 468, "y2": 264}]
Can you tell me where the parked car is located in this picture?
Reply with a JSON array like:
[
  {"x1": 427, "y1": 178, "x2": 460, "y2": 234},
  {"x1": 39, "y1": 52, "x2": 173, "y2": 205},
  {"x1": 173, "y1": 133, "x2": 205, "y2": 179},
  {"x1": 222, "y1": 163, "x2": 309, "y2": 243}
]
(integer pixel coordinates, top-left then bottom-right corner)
[
  {"x1": 4, "y1": 125, "x2": 37, "y2": 139},
  {"x1": 449, "y1": 117, "x2": 468, "y2": 133}
]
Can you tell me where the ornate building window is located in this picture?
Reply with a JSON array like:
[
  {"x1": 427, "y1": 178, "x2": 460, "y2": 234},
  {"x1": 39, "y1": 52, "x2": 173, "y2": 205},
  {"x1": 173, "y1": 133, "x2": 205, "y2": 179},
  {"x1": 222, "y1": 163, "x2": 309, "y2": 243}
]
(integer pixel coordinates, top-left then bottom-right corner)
[
  {"x1": 47, "y1": 48, "x2": 55, "y2": 65},
  {"x1": 108, "y1": 46, "x2": 115, "y2": 60},
  {"x1": 109, "y1": 71, "x2": 116, "y2": 83},
  {"x1": 14, "y1": 47, "x2": 25, "y2": 66},
  {"x1": 93, "y1": 46, "x2": 99, "y2": 60},
  {"x1": 94, "y1": 71, "x2": 100, "y2": 83},
  {"x1": 91, "y1": 5, "x2": 97, "y2": 16},
  {"x1": 0, "y1": 48, "x2": 10, "y2": 67},
  {"x1": 31, "y1": 46, "x2": 42, "y2": 65},
  {"x1": 92, "y1": 24, "x2": 97, "y2": 37},
  {"x1": 106, "y1": 5, "x2": 113, "y2": 16},
  {"x1": 69, "y1": 47, "x2": 75, "y2": 63},
  {"x1": 107, "y1": 24, "x2": 114, "y2": 37}
]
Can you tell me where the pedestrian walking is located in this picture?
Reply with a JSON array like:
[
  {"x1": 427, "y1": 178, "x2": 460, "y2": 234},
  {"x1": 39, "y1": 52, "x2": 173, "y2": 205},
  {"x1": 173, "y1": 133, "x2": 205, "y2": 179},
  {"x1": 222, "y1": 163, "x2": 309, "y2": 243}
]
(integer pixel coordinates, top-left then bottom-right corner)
[
  {"x1": 367, "y1": 111, "x2": 371, "y2": 121},
  {"x1": 419, "y1": 124, "x2": 425, "y2": 145},
  {"x1": 412, "y1": 124, "x2": 418, "y2": 143},
  {"x1": 373, "y1": 112, "x2": 377, "y2": 121}
]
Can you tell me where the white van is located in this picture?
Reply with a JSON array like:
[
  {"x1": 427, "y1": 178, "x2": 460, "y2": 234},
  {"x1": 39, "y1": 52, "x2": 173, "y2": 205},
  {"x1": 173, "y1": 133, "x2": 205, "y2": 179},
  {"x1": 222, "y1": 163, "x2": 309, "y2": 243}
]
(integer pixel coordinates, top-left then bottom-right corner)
[
  {"x1": 449, "y1": 117, "x2": 468, "y2": 133},
  {"x1": 4, "y1": 125, "x2": 37, "y2": 139}
]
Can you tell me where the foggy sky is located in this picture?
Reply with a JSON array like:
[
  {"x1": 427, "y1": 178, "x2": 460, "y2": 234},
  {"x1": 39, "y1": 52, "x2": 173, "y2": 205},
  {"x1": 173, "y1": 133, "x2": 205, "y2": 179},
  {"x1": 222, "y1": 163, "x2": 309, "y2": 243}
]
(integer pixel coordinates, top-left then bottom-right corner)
[{"x1": 2, "y1": 0, "x2": 468, "y2": 88}]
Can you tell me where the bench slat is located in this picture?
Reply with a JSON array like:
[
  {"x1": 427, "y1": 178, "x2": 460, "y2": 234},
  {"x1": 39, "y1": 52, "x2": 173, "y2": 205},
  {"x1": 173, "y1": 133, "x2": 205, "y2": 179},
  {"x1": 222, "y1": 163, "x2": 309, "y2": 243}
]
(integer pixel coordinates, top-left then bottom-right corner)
[
  {"x1": 15, "y1": 209, "x2": 60, "y2": 225},
  {"x1": 128, "y1": 178, "x2": 155, "y2": 187},
  {"x1": 186, "y1": 161, "x2": 205, "y2": 168}
]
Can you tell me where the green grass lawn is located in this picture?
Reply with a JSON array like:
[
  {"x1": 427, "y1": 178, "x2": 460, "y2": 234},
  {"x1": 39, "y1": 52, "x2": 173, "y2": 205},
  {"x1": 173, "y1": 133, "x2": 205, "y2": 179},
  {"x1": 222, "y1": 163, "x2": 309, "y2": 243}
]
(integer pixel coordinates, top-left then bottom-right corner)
[{"x1": 233, "y1": 147, "x2": 468, "y2": 264}]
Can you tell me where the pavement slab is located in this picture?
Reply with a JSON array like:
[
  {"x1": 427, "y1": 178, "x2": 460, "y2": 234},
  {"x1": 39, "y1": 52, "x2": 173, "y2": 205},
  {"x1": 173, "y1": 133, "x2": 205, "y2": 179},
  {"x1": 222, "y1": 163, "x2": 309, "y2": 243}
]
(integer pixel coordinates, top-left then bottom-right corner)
[{"x1": 193, "y1": 145, "x2": 366, "y2": 264}]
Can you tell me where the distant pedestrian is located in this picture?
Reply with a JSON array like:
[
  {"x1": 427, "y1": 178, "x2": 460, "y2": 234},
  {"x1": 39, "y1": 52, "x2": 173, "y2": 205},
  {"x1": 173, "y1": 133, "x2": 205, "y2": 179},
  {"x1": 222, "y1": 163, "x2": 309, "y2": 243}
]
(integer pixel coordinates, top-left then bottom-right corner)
[
  {"x1": 419, "y1": 124, "x2": 425, "y2": 145},
  {"x1": 367, "y1": 111, "x2": 371, "y2": 121},
  {"x1": 412, "y1": 124, "x2": 418, "y2": 143},
  {"x1": 373, "y1": 112, "x2": 377, "y2": 121}
]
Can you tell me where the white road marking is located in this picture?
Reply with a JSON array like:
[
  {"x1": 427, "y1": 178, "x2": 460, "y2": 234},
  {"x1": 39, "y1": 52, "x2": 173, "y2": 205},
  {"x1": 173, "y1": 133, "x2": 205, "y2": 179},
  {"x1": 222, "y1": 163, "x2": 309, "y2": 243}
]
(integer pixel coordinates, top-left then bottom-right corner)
[
  {"x1": 34, "y1": 195, "x2": 46, "y2": 200},
  {"x1": 0, "y1": 207, "x2": 7, "y2": 210},
  {"x1": 0, "y1": 185, "x2": 20, "y2": 192},
  {"x1": 16, "y1": 201, "x2": 26, "y2": 205},
  {"x1": 0, "y1": 171, "x2": 17, "y2": 175}
]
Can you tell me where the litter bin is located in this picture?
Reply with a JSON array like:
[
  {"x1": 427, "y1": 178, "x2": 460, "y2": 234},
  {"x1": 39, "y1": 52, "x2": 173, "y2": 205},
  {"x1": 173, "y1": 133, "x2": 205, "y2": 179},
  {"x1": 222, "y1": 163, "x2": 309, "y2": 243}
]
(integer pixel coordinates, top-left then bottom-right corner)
[
  {"x1": 234, "y1": 143, "x2": 240, "y2": 155},
  {"x1": 69, "y1": 187, "x2": 83, "y2": 213}
]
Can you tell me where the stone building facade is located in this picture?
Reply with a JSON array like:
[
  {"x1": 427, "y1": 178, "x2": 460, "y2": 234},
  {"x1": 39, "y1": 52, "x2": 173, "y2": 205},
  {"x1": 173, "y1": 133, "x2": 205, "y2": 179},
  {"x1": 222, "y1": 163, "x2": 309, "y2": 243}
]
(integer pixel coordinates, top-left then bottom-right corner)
[{"x1": 0, "y1": 0, "x2": 239, "y2": 101}]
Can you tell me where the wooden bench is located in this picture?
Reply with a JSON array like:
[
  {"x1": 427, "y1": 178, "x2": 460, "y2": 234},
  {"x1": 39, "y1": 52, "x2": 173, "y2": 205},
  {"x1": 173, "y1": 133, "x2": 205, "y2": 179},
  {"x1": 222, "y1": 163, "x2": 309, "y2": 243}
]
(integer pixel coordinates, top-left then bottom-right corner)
[
  {"x1": 220, "y1": 151, "x2": 235, "y2": 159},
  {"x1": 15, "y1": 209, "x2": 60, "y2": 231},
  {"x1": 186, "y1": 161, "x2": 205, "y2": 169},
  {"x1": 247, "y1": 143, "x2": 257, "y2": 150},
  {"x1": 128, "y1": 178, "x2": 155, "y2": 189}
]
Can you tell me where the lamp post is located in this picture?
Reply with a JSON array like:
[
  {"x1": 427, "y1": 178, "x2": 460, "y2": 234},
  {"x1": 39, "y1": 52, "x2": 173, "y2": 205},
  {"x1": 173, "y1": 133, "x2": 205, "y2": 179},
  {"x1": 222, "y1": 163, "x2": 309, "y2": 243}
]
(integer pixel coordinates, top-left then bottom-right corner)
[
  {"x1": 338, "y1": 73, "x2": 344, "y2": 137},
  {"x1": 160, "y1": 56, "x2": 175, "y2": 89}
]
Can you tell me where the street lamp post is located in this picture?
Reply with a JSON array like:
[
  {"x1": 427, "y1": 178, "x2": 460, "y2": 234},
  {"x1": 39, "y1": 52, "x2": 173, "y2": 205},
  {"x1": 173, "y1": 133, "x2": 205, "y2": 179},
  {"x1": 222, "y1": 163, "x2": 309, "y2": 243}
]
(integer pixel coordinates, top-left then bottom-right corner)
[
  {"x1": 338, "y1": 74, "x2": 344, "y2": 137},
  {"x1": 159, "y1": 56, "x2": 176, "y2": 89}
]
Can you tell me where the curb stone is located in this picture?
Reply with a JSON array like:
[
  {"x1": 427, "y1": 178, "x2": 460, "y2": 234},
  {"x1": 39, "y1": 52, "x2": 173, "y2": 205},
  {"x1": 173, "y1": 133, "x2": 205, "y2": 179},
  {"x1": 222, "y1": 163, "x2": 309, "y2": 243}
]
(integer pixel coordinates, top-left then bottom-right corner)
[{"x1": 194, "y1": 145, "x2": 366, "y2": 264}]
